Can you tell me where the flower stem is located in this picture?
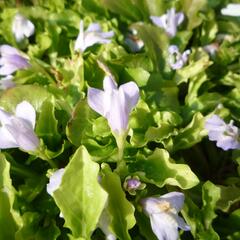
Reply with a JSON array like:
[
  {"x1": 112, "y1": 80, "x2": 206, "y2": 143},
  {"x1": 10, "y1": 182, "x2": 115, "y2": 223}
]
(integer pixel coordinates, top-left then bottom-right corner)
[{"x1": 115, "y1": 133, "x2": 128, "y2": 176}]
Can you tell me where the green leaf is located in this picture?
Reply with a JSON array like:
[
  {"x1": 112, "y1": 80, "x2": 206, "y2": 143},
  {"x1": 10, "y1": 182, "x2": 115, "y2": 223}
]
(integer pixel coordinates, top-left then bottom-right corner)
[
  {"x1": 100, "y1": 0, "x2": 142, "y2": 21},
  {"x1": 181, "y1": 0, "x2": 207, "y2": 30},
  {"x1": 36, "y1": 100, "x2": 62, "y2": 149},
  {"x1": 53, "y1": 146, "x2": 108, "y2": 239},
  {"x1": 209, "y1": 184, "x2": 240, "y2": 213},
  {"x1": 101, "y1": 164, "x2": 136, "y2": 240},
  {"x1": 0, "y1": 85, "x2": 52, "y2": 112},
  {"x1": 15, "y1": 213, "x2": 60, "y2": 240},
  {"x1": 0, "y1": 154, "x2": 21, "y2": 240},
  {"x1": 124, "y1": 67, "x2": 150, "y2": 87},
  {"x1": 66, "y1": 100, "x2": 93, "y2": 146},
  {"x1": 129, "y1": 148, "x2": 199, "y2": 189},
  {"x1": 164, "y1": 112, "x2": 206, "y2": 152},
  {"x1": 182, "y1": 183, "x2": 220, "y2": 240},
  {"x1": 133, "y1": 23, "x2": 169, "y2": 73},
  {"x1": 174, "y1": 51, "x2": 212, "y2": 85}
]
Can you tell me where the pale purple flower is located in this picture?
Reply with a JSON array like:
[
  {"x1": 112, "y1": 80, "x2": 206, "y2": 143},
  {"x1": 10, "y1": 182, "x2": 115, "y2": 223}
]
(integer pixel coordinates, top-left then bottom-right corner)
[
  {"x1": 150, "y1": 8, "x2": 184, "y2": 37},
  {"x1": 74, "y1": 20, "x2": 114, "y2": 52},
  {"x1": 142, "y1": 192, "x2": 190, "y2": 240},
  {"x1": 123, "y1": 176, "x2": 146, "y2": 195},
  {"x1": 205, "y1": 114, "x2": 240, "y2": 151},
  {"x1": 47, "y1": 168, "x2": 65, "y2": 196},
  {"x1": 0, "y1": 75, "x2": 15, "y2": 89},
  {"x1": 12, "y1": 13, "x2": 35, "y2": 42},
  {"x1": 0, "y1": 45, "x2": 30, "y2": 76},
  {"x1": 221, "y1": 4, "x2": 240, "y2": 16},
  {"x1": 0, "y1": 101, "x2": 39, "y2": 151},
  {"x1": 168, "y1": 45, "x2": 190, "y2": 70},
  {"x1": 87, "y1": 67, "x2": 139, "y2": 135},
  {"x1": 125, "y1": 29, "x2": 144, "y2": 52}
]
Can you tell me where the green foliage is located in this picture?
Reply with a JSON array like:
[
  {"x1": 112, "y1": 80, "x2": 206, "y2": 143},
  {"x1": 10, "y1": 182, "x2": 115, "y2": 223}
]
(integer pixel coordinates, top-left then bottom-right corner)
[
  {"x1": 0, "y1": 154, "x2": 20, "y2": 240},
  {"x1": 53, "y1": 146, "x2": 108, "y2": 239},
  {"x1": 101, "y1": 164, "x2": 136, "y2": 240},
  {"x1": 1, "y1": 0, "x2": 240, "y2": 239},
  {"x1": 129, "y1": 148, "x2": 199, "y2": 189}
]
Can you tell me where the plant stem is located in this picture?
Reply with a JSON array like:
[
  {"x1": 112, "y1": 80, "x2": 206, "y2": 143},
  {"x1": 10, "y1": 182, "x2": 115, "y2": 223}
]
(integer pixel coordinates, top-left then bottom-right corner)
[{"x1": 10, "y1": 164, "x2": 38, "y2": 178}]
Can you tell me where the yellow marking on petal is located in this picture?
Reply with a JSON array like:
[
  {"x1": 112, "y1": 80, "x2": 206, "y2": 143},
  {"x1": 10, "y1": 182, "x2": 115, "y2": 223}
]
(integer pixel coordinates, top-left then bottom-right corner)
[{"x1": 157, "y1": 201, "x2": 171, "y2": 212}]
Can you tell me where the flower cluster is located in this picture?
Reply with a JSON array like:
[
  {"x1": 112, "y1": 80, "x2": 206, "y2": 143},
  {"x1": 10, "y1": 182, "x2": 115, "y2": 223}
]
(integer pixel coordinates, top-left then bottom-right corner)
[{"x1": 205, "y1": 114, "x2": 240, "y2": 151}]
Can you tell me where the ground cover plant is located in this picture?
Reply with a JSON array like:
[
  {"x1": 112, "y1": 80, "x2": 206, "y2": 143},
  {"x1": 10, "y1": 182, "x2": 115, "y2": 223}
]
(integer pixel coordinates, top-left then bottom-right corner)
[{"x1": 0, "y1": 0, "x2": 240, "y2": 239}]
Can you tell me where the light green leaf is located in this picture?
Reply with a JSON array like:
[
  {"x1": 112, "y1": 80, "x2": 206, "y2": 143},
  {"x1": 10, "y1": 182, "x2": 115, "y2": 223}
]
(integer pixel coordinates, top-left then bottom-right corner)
[
  {"x1": 0, "y1": 85, "x2": 52, "y2": 112},
  {"x1": 53, "y1": 146, "x2": 108, "y2": 239},
  {"x1": 0, "y1": 154, "x2": 21, "y2": 240},
  {"x1": 15, "y1": 213, "x2": 60, "y2": 240},
  {"x1": 36, "y1": 100, "x2": 61, "y2": 149},
  {"x1": 164, "y1": 112, "x2": 206, "y2": 152},
  {"x1": 129, "y1": 148, "x2": 199, "y2": 189},
  {"x1": 181, "y1": 0, "x2": 207, "y2": 30},
  {"x1": 101, "y1": 164, "x2": 136, "y2": 240},
  {"x1": 174, "y1": 51, "x2": 212, "y2": 85},
  {"x1": 133, "y1": 23, "x2": 169, "y2": 73},
  {"x1": 66, "y1": 100, "x2": 93, "y2": 146}
]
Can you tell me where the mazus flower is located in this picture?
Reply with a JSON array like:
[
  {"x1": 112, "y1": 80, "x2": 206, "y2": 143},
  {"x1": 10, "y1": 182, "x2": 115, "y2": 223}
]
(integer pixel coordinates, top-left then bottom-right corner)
[
  {"x1": 168, "y1": 45, "x2": 190, "y2": 70},
  {"x1": 142, "y1": 192, "x2": 190, "y2": 240},
  {"x1": 12, "y1": 13, "x2": 35, "y2": 42},
  {"x1": 0, "y1": 75, "x2": 15, "y2": 90},
  {"x1": 150, "y1": 8, "x2": 184, "y2": 37},
  {"x1": 205, "y1": 114, "x2": 240, "y2": 151},
  {"x1": 123, "y1": 176, "x2": 146, "y2": 195},
  {"x1": 74, "y1": 20, "x2": 114, "y2": 52},
  {"x1": 0, "y1": 45, "x2": 30, "y2": 76},
  {"x1": 221, "y1": 4, "x2": 240, "y2": 16},
  {"x1": 87, "y1": 66, "x2": 139, "y2": 136},
  {"x1": 0, "y1": 101, "x2": 39, "y2": 151}
]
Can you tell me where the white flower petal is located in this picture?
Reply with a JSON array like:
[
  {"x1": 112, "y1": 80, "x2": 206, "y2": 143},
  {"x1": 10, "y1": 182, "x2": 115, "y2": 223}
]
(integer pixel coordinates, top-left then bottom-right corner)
[
  {"x1": 0, "y1": 108, "x2": 12, "y2": 125},
  {"x1": 160, "y1": 192, "x2": 185, "y2": 212},
  {"x1": 105, "y1": 89, "x2": 128, "y2": 134},
  {"x1": 150, "y1": 213, "x2": 179, "y2": 240},
  {"x1": 15, "y1": 101, "x2": 36, "y2": 128},
  {"x1": 150, "y1": 15, "x2": 167, "y2": 29},
  {"x1": 0, "y1": 75, "x2": 15, "y2": 89},
  {"x1": 23, "y1": 19, "x2": 35, "y2": 37},
  {"x1": 119, "y1": 81, "x2": 139, "y2": 113},
  {"x1": 47, "y1": 168, "x2": 65, "y2": 196},
  {"x1": 0, "y1": 64, "x2": 19, "y2": 76},
  {"x1": 74, "y1": 20, "x2": 85, "y2": 52},
  {"x1": 86, "y1": 22, "x2": 102, "y2": 32},
  {"x1": 176, "y1": 216, "x2": 191, "y2": 231},
  {"x1": 0, "y1": 45, "x2": 19, "y2": 56},
  {"x1": 103, "y1": 75, "x2": 117, "y2": 91},
  {"x1": 87, "y1": 87, "x2": 105, "y2": 116},
  {"x1": 221, "y1": 4, "x2": 240, "y2": 16},
  {"x1": 12, "y1": 14, "x2": 35, "y2": 42},
  {"x1": 176, "y1": 12, "x2": 184, "y2": 25},
  {"x1": 6, "y1": 118, "x2": 39, "y2": 151},
  {"x1": 0, "y1": 127, "x2": 18, "y2": 149}
]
